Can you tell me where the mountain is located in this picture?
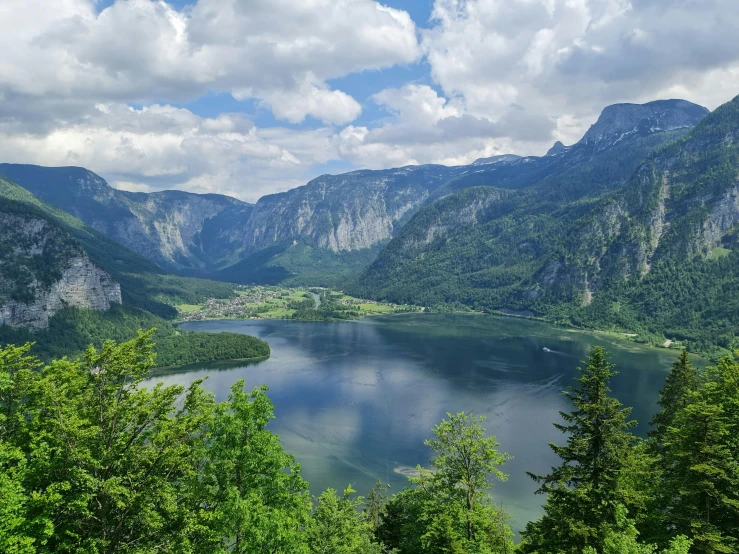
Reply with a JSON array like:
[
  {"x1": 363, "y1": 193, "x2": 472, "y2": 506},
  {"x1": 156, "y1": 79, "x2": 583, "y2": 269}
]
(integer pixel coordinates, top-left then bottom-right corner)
[
  {"x1": 216, "y1": 99, "x2": 708, "y2": 284},
  {"x1": 349, "y1": 95, "x2": 739, "y2": 356},
  {"x1": 0, "y1": 164, "x2": 253, "y2": 272},
  {"x1": 216, "y1": 165, "x2": 465, "y2": 285},
  {"x1": 0, "y1": 99, "x2": 709, "y2": 287},
  {"x1": 0, "y1": 175, "x2": 239, "y2": 358},
  {"x1": 425, "y1": 99, "x2": 709, "y2": 200}
]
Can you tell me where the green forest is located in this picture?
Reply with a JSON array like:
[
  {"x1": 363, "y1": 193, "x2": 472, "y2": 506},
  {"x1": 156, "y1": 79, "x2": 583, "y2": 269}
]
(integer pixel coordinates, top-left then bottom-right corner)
[
  {"x1": 154, "y1": 332, "x2": 270, "y2": 367},
  {"x1": 2, "y1": 332, "x2": 737, "y2": 553}
]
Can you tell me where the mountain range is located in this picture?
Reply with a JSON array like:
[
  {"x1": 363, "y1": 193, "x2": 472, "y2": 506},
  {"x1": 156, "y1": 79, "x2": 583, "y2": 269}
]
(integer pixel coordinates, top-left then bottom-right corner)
[
  {"x1": 3, "y1": 95, "x2": 739, "y2": 356},
  {"x1": 0, "y1": 98, "x2": 709, "y2": 283}
]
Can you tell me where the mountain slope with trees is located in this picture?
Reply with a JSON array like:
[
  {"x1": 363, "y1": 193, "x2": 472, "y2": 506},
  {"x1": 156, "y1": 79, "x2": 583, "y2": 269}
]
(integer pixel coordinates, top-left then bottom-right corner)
[
  {"x1": 1, "y1": 100, "x2": 708, "y2": 286},
  {"x1": 350, "y1": 95, "x2": 739, "y2": 356},
  {"x1": 0, "y1": 175, "x2": 254, "y2": 362}
]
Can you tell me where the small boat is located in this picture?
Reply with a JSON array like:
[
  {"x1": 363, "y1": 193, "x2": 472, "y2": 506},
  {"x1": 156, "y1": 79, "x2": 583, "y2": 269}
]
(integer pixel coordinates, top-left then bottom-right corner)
[{"x1": 543, "y1": 347, "x2": 552, "y2": 353}]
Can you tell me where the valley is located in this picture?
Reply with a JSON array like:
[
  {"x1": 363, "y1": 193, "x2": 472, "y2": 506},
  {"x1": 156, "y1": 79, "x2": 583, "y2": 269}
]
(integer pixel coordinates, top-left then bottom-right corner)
[{"x1": 3, "y1": 96, "x2": 739, "y2": 360}]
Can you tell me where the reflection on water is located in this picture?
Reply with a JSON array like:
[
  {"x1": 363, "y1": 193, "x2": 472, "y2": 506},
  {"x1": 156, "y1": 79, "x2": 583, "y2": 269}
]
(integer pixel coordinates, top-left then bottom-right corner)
[{"x1": 143, "y1": 314, "x2": 682, "y2": 532}]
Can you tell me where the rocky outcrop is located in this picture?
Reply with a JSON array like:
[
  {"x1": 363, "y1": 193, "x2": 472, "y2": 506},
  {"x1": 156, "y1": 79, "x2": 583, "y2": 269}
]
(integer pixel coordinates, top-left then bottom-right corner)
[
  {"x1": 580, "y1": 100, "x2": 709, "y2": 152},
  {"x1": 0, "y1": 211, "x2": 121, "y2": 329}
]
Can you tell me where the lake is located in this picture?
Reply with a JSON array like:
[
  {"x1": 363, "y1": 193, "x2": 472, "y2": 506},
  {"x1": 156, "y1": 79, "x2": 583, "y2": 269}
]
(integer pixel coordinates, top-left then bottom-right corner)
[{"x1": 145, "y1": 314, "x2": 683, "y2": 532}]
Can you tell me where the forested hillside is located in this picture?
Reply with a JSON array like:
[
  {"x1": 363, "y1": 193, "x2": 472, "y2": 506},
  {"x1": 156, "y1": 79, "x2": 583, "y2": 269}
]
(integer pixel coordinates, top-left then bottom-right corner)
[{"x1": 350, "y1": 95, "x2": 739, "y2": 356}]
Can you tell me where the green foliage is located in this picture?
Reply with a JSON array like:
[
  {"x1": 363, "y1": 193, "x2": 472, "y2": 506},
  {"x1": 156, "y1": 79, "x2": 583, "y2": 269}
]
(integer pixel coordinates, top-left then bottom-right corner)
[
  {"x1": 154, "y1": 332, "x2": 270, "y2": 367},
  {"x1": 649, "y1": 351, "x2": 700, "y2": 447},
  {"x1": 308, "y1": 487, "x2": 383, "y2": 554},
  {"x1": 657, "y1": 357, "x2": 739, "y2": 553},
  {"x1": 522, "y1": 347, "x2": 637, "y2": 553},
  {"x1": 197, "y1": 382, "x2": 312, "y2": 554},
  {"x1": 0, "y1": 334, "x2": 310, "y2": 553},
  {"x1": 0, "y1": 334, "x2": 736, "y2": 553},
  {"x1": 0, "y1": 305, "x2": 174, "y2": 361},
  {"x1": 581, "y1": 505, "x2": 691, "y2": 554},
  {"x1": 219, "y1": 241, "x2": 386, "y2": 287},
  {"x1": 348, "y1": 97, "x2": 739, "y2": 357},
  {"x1": 379, "y1": 412, "x2": 514, "y2": 554}
]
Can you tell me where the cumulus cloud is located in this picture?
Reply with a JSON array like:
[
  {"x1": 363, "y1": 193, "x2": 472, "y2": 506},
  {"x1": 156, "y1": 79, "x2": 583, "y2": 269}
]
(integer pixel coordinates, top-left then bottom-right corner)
[
  {"x1": 422, "y1": 0, "x2": 739, "y2": 146},
  {"x1": 336, "y1": 84, "x2": 555, "y2": 168},
  {"x1": 0, "y1": 103, "x2": 338, "y2": 201},
  {"x1": 0, "y1": 0, "x2": 420, "y2": 124},
  {"x1": 1, "y1": 0, "x2": 739, "y2": 200}
]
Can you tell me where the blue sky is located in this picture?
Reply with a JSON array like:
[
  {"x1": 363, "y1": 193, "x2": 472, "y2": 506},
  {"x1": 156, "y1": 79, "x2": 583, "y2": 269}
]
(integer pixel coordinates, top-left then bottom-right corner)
[{"x1": 1, "y1": 0, "x2": 737, "y2": 201}]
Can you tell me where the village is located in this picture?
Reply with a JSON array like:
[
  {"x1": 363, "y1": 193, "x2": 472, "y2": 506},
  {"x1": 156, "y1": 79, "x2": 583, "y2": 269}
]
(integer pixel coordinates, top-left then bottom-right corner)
[{"x1": 177, "y1": 285, "x2": 418, "y2": 321}]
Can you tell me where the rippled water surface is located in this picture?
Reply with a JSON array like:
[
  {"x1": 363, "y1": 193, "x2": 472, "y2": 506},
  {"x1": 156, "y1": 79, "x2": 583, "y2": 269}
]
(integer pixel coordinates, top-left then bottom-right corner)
[{"x1": 145, "y1": 314, "x2": 682, "y2": 532}]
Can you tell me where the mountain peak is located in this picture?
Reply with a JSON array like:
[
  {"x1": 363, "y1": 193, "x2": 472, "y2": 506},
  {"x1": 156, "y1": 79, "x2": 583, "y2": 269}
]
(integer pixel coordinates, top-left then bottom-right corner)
[
  {"x1": 580, "y1": 99, "x2": 709, "y2": 149},
  {"x1": 546, "y1": 141, "x2": 567, "y2": 156},
  {"x1": 471, "y1": 154, "x2": 522, "y2": 166}
]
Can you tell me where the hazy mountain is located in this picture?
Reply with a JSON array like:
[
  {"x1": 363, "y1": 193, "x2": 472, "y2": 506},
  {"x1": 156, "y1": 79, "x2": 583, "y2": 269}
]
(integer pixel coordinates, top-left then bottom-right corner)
[{"x1": 0, "y1": 164, "x2": 253, "y2": 272}]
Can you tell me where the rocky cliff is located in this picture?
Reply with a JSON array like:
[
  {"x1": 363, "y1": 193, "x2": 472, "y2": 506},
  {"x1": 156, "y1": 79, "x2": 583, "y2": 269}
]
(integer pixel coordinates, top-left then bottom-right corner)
[
  {"x1": 241, "y1": 165, "x2": 462, "y2": 253},
  {"x1": 0, "y1": 206, "x2": 121, "y2": 329}
]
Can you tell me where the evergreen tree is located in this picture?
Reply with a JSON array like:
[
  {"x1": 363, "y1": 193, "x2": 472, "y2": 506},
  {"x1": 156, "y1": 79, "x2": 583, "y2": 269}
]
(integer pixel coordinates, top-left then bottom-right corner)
[
  {"x1": 521, "y1": 346, "x2": 637, "y2": 553},
  {"x1": 659, "y1": 356, "x2": 739, "y2": 553},
  {"x1": 649, "y1": 350, "x2": 700, "y2": 447},
  {"x1": 642, "y1": 350, "x2": 700, "y2": 545}
]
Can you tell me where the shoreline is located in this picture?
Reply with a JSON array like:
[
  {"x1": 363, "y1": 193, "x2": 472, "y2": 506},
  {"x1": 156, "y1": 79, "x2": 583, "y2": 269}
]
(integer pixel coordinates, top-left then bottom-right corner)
[
  {"x1": 152, "y1": 354, "x2": 270, "y2": 372},
  {"x1": 178, "y1": 310, "x2": 684, "y2": 357}
]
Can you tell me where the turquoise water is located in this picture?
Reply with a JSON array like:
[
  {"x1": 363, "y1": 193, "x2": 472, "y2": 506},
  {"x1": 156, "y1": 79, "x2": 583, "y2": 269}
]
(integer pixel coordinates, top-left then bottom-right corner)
[{"x1": 145, "y1": 314, "x2": 682, "y2": 532}]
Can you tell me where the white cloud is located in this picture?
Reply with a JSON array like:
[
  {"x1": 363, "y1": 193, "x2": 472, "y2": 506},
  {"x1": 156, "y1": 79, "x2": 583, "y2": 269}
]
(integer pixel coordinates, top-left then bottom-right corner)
[
  {"x1": 1, "y1": 0, "x2": 739, "y2": 201},
  {"x1": 0, "y1": 103, "x2": 339, "y2": 202},
  {"x1": 337, "y1": 84, "x2": 555, "y2": 168},
  {"x1": 0, "y1": 0, "x2": 421, "y2": 124},
  {"x1": 422, "y1": 0, "x2": 739, "y2": 146}
]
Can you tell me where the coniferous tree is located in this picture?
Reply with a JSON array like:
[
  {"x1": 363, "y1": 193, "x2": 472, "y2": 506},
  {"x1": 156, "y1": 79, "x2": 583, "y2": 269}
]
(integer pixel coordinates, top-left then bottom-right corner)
[
  {"x1": 521, "y1": 346, "x2": 637, "y2": 553},
  {"x1": 659, "y1": 356, "x2": 739, "y2": 553},
  {"x1": 649, "y1": 350, "x2": 700, "y2": 447},
  {"x1": 641, "y1": 350, "x2": 701, "y2": 545}
]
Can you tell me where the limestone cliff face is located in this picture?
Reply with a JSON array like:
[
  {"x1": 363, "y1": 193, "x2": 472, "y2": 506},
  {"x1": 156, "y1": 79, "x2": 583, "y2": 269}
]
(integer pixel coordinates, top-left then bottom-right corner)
[
  {"x1": 534, "y1": 98, "x2": 739, "y2": 302},
  {"x1": 114, "y1": 190, "x2": 252, "y2": 268},
  {"x1": 242, "y1": 165, "x2": 462, "y2": 253},
  {"x1": 580, "y1": 100, "x2": 710, "y2": 152},
  {"x1": 0, "y1": 212, "x2": 121, "y2": 329}
]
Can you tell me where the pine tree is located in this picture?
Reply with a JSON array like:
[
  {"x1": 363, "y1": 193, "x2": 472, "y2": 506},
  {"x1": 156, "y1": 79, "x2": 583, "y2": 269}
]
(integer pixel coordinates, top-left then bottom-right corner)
[
  {"x1": 659, "y1": 356, "x2": 739, "y2": 553},
  {"x1": 641, "y1": 350, "x2": 700, "y2": 545},
  {"x1": 649, "y1": 350, "x2": 699, "y2": 447},
  {"x1": 521, "y1": 346, "x2": 637, "y2": 553}
]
